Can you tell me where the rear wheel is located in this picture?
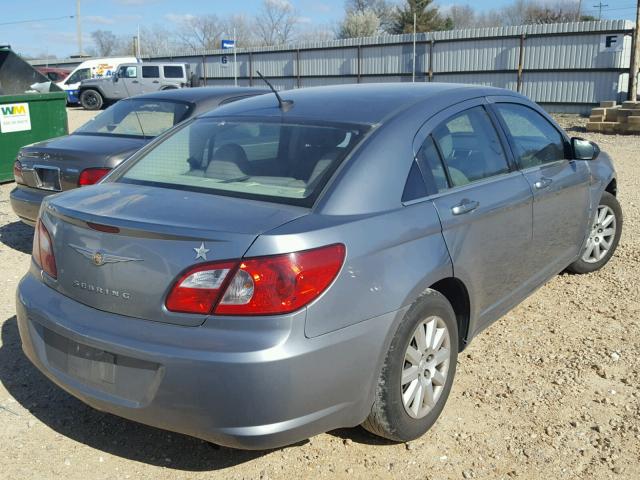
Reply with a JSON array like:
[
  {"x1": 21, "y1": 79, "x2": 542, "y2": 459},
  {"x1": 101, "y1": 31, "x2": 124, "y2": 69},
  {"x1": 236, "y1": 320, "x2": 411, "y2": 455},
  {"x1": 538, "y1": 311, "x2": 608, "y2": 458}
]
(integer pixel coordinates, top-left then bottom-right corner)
[
  {"x1": 80, "y1": 89, "x2": 103, "y2": 110},
  {"x1": 362, "y1": 290, "x2": 458, "y2": 442},
  {"x1": 567, "y1": 191, "x2": 622, "y2": 274}
]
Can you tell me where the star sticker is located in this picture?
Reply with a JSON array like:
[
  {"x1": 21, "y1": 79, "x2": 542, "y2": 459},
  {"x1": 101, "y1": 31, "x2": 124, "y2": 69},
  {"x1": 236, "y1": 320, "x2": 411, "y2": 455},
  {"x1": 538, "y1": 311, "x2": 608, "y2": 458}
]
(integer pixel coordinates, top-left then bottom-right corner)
[{"x1": 194, "y1": 242, "x2": 210, "y2": 261}]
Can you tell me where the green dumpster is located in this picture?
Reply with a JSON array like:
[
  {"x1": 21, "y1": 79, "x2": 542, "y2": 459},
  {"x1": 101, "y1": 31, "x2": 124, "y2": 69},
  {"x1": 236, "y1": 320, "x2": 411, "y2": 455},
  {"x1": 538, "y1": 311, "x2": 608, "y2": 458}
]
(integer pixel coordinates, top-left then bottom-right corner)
[{"x1": 0, "y1": 46, "x2": 68, "y2": 182}]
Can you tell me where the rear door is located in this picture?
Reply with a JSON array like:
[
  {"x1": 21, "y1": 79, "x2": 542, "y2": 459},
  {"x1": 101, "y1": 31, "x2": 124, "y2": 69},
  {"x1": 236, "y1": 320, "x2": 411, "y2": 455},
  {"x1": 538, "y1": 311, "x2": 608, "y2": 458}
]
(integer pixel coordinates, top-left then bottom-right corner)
[
  {"x1": 141, "y1": 65, "x2": 161, "y2": 93},
  {"x1": 417, "y1": 102, "x2": 534, "y2": 332},
  {"x1": 490, "y1": 101, "x2": 591, "y2": 277}
]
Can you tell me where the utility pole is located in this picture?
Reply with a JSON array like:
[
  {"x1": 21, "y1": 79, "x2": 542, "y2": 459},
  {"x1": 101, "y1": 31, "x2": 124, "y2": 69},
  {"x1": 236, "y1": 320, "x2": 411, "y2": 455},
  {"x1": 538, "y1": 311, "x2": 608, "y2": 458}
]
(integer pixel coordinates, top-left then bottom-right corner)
[
  {"x1": 76, "y1": 0, "x2": 82, "y2": 55},
  {"x1": 576, "y1": 0, "x2": 582, "y2": 21},
  {"x1": 412, "y1": 13, "x2": 416, "y2": 83},
  {"x1": 629, "y1": 0, "x2": 640, "y2": 101},
  {"x1": 593, "y1": 2, "x2": 608, "y2": 21}
]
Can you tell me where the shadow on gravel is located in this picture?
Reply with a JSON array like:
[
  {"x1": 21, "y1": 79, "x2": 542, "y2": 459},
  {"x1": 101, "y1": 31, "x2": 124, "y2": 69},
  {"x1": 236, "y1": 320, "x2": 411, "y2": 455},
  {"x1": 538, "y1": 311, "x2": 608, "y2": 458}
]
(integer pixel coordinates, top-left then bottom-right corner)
[
  {"x1": 0, "y1": 221, "x2": 33, "y2": 254},
  {"x1": 0, "y1": 316, "x2": 286, "y2": 471}
]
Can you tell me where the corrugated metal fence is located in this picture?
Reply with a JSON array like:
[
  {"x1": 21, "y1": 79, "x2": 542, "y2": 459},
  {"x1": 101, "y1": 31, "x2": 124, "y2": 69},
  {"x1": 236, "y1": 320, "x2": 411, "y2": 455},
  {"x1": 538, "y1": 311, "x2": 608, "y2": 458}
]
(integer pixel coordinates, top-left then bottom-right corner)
[{"x1": 31, "y1": 20, "x2": 635, "y2": 113}]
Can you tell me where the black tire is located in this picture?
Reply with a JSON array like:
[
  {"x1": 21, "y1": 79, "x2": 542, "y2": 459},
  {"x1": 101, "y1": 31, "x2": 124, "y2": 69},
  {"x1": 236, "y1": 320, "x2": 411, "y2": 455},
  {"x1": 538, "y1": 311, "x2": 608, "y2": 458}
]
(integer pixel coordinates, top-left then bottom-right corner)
[
  {"x1": 80, "y1": 89, "x2": 104, "y2": 110},
  {"x1": 362, "y1": 289, "x2": 458, "y2": 442},
  {"x1": 567, "y1": 191, "x2": 622, "y2": 274}
]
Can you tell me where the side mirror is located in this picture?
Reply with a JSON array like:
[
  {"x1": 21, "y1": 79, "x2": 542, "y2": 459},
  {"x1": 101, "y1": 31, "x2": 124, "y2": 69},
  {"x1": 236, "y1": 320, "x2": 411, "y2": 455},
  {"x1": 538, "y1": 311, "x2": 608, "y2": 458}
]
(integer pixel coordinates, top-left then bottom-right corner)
[
  {"x1": 571, "y1": 137, "x2": 600, "y2": 160},
  {"x1": 113, "y1": 72, "x2": 119, "y2": 82}
]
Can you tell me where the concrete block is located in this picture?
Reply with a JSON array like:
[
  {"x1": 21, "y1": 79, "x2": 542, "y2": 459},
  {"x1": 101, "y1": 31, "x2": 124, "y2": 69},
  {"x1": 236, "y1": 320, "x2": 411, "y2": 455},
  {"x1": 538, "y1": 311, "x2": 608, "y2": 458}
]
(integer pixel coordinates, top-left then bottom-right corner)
[
  {"x1": 604, "y1": 110, "x2": 619, "y2": 122},
  {"x1": 600, "y1": 122, "x2": 619, "y2": 133},
  {"x1": 589, "y1": 115, "x2": 604, "y2": 122},
  {"x1": 600, "y1": 100, "x2": 617, "y2": 108},
  {"x1": 590, "y1": 107, "x2": 607, "y2": 116},
  {"x1": 622, "y1": 101, "x2": 640, "y2": 109},
  {"x1": 586, "y1": 122, "x2": 602, "y2": 132},
  {"x1": 627, "y1": 115, "x2": 640, "y2": 124},
  {"x1": 617, "y1": 108, "x2": 635, "y2": 119}
]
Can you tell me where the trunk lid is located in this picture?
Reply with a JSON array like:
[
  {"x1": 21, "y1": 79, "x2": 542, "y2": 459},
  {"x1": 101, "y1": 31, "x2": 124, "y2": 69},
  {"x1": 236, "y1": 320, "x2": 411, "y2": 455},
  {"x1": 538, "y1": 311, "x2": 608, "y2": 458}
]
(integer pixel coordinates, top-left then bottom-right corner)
[
  {"x1": 19, "y1": 134, "x2": 145, "y2": 191},
  {"x1": 41, "y1": 183, "x2": 308, "y2": 326}
]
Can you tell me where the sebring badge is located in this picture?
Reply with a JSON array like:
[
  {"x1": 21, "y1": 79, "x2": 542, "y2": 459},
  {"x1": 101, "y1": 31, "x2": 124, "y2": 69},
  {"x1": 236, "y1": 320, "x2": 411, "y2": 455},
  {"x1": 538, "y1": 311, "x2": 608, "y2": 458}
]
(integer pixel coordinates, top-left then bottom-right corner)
[{"x1": 69, "y1": 244, "x2": 142, "y2": 266}]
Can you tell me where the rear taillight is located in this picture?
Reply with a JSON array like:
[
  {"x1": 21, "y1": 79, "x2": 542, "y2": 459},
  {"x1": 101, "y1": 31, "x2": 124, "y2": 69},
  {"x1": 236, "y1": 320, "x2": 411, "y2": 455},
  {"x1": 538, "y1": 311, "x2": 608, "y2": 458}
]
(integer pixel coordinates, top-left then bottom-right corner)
[
  {"x1": 32, "y1": 219, "x2": 57, "y2": 279},
  {"x1": 13, "y1": 160, "x2": 24, "y2": 184},
  {"x1": 165, "y1": 244, "x2": 345, "y2": 316},
  {"x1": 78, "y1": 168, "x2": 111, "y2": 186}
]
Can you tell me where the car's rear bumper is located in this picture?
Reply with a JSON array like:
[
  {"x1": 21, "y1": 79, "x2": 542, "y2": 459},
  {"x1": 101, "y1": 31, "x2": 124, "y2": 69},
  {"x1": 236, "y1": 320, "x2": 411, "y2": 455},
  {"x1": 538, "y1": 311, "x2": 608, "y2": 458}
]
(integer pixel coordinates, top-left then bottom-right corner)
[
  {"x1": 16, "y1": 271, "x2": 402, "y2": 449},
  {"x1": 10, "y1": 186, "x2": 53, "y2": 226}
]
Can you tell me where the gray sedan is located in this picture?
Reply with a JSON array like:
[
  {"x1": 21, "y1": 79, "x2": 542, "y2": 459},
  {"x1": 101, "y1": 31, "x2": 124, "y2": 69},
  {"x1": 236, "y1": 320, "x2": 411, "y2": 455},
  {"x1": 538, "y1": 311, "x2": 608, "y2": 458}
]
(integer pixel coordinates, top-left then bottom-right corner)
[
  {"x1": 10, "y1": 87, "x2": 267, "y2": 225},
  {"x1": 16, "y1": 84, "x2": 622, "y2": 449}
]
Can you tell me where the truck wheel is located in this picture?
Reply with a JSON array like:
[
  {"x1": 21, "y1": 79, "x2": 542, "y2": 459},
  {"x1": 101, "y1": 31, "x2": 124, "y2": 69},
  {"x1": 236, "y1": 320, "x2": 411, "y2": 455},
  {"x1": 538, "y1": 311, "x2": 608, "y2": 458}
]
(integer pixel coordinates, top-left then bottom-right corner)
[
  {"x1": 80, "y1": 89, "x2": 104, "y2": 110},
  {"x1": 362, "y1": 289, "x2": 458, "y2": 442},
  {"x1": 567, "y1": 191, "x2": 623, "y2": 274}
]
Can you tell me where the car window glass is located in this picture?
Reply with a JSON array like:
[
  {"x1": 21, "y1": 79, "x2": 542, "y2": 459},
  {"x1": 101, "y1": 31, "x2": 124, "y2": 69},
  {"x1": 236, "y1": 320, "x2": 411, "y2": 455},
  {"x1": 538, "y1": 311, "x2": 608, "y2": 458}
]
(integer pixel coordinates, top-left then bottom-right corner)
[
  {"x1": 121, "y1": 66, "x2": 137, "y2": 78},
  {"x1": 212, "y1": 123, "x2": 280, "y2": 162},
  {"x1": 75, "y1": 99, "x2": 191, "y2": 138},
  {"x1": 494, "y1": 103, "x2": 566, "y2": 168},
  {"x1": 402, "y1": 161, "x2": 428, "y2": 202},
  {"x1": 66, "y1": 68, "x2": 90, "y2": 84},
  {"x1": 117, "y1": 118, "x2": 369, "y2": 206},
  {"x1": 432, "y1": 106, "x2": 509, "y2": 187},
  {"x1": 163, "y1": 66, "x2": 184, "y2": 78},
  {"x1": 416, "y1": 136, "x2": 448, "y2": 193},
  {"x1": 142, "y1": 66, "x2": 160, "y2": 78}
]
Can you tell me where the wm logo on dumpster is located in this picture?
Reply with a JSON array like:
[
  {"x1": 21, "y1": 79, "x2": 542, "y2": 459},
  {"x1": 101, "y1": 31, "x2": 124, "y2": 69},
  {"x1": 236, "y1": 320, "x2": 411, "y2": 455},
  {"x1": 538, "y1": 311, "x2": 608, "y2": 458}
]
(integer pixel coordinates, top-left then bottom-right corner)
[
  {"x1": 0, "y1": 102, "x2": 31, "y2": 133},
  {"x1": 1, "y1": 105, "x2": 27, "y2": 116}
]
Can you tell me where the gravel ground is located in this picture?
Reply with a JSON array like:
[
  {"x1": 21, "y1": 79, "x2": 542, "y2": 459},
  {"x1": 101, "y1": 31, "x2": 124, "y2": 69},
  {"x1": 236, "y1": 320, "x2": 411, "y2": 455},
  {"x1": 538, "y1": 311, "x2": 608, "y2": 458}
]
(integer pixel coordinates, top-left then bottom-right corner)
[{"x1": 0, "y1": 112, "x2": 638, "y2": 480}]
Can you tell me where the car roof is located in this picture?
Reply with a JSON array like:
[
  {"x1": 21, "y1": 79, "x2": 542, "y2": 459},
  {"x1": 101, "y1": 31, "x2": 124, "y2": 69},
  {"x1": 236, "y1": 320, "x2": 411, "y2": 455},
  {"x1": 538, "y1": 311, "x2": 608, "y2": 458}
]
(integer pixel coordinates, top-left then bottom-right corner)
[
  {"x1": 204, "y1": 83, "x2": 523, "y2": 125},
  {"x1": 132, "y1": 86, "x2": 270, "y2": 104}
]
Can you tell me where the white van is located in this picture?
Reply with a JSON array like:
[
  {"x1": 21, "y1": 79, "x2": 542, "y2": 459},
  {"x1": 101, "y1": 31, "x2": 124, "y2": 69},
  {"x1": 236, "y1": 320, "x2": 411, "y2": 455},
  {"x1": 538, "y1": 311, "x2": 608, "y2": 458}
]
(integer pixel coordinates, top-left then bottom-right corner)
[{"x1": 56, "y1": 56, "x2": 137, "y2": 104}]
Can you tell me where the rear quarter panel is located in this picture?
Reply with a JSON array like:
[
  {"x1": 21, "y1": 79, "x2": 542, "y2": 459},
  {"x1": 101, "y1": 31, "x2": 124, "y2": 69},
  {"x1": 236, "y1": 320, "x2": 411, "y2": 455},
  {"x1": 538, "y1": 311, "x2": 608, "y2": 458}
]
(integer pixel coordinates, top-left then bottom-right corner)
[{"x1": 246, "y1": 203, "x2": 452, "y2": 338}]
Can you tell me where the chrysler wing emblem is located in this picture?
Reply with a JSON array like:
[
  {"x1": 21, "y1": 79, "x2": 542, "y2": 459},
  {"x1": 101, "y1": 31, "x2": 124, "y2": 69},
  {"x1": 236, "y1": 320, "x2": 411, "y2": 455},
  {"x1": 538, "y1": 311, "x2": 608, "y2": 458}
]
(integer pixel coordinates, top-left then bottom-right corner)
[{"x1": 69, "y1": 244, "x2": 142, "y2": 267}]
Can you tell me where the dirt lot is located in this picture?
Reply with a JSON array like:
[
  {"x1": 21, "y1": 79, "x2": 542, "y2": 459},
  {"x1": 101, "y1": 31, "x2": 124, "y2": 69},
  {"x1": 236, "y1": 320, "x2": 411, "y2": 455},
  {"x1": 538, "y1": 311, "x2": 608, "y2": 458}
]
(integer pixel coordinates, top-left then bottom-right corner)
[{"x1": 0, "y1": 111, "x2": 638, "y2": 480}]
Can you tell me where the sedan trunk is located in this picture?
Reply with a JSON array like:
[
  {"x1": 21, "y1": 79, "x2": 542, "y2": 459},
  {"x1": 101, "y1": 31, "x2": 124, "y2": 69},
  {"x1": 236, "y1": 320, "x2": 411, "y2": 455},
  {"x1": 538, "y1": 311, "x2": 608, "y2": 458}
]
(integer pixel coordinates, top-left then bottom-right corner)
[{"x1": 40, "y1": 183, "x2": 308, "y2": 326}]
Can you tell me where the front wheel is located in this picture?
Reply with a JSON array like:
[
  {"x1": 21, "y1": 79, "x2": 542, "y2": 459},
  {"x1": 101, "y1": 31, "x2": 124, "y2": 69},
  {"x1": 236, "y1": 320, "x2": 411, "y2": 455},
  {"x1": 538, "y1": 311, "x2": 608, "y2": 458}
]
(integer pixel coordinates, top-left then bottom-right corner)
[
  {"x1": 567, "y1": 191, "x2": 623, "y2": 274},
  {"x1": 80, "y1": 89, "x2": 104, "y2": 110},
  {"x1": 362, "y1": 289, "x2": 458, "y2": 442}
]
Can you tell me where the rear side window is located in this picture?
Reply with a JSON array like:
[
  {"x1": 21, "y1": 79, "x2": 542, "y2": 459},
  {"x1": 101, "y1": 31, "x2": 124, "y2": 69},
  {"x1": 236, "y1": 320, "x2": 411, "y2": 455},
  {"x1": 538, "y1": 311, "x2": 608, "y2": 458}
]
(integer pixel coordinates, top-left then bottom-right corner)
[
  {"x1": 494, "y1": 103, "x2": 566, "y2": 168},
  {"x1": 116, "y1": 118, "x2": 369, "y2": 207},
  {"x1": 142, "y1": 66, "x2": 160, "y2": 78},
  {"x1": 432, "y1": 106, "x2": 509, "y2": 187},
  {"x1": 163, "y1": 66, "x2": 184, "y2": 78},
  {"x1": 416, "y1": 136, "x2": 448, "y2": 193},
  {"x1": 402, "y1": 162, "x2": 428, "y2": 202}
]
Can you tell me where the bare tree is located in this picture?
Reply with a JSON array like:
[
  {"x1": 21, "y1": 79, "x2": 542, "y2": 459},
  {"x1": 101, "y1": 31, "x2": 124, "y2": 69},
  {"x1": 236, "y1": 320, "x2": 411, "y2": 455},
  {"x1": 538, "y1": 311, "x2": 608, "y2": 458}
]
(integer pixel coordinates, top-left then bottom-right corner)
[
  {"x1": 338, "y1": 10, "x2": 381, "y2": 38},
  {"x1": 174, "y1": 14, "x2": 222, "y2": 51},
  {"x1": 139, "y1": 25, "x2": 177, "y2": 57},
  {"x1": 220, "y1": 14, "x2": 258, "y2": 47},
  {"x1": 444, "y1": 5, "x2": 477, "y2": 29},
  {"x1": 297, "y1": 24, "x2": 336, "y2": 43},
  {"x1": 90, "y1": 30, "x2": 128, "y2": 56},
  {"x1": 255, "y1": 0, "x2": 300, "y2": 46}
]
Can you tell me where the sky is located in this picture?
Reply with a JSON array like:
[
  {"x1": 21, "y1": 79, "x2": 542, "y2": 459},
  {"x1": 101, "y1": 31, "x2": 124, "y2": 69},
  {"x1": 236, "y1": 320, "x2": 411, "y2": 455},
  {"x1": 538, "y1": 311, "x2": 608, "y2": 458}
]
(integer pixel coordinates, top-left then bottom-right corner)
[{"x1": 0, "y1": 0, "x2": 636, "y2": 58}]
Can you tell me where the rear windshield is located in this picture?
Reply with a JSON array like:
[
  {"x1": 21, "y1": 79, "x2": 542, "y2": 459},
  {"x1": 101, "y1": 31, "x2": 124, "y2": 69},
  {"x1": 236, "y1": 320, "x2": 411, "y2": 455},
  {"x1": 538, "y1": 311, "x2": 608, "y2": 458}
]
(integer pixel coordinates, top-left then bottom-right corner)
[
  {"x1": 115, "y1": 117, "x2": 369, "y2": 207},
  {"x1": 75, "y1": 99, "x2": 192, "y2": 138}
]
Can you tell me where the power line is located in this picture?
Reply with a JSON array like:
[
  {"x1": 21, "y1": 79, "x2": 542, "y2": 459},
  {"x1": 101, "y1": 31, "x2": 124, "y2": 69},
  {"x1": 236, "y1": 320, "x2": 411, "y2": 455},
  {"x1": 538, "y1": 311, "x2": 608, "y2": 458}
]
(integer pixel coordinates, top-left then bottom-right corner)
[{"x1": 0, "y1": 15, "x2": 74, "y2": 27}]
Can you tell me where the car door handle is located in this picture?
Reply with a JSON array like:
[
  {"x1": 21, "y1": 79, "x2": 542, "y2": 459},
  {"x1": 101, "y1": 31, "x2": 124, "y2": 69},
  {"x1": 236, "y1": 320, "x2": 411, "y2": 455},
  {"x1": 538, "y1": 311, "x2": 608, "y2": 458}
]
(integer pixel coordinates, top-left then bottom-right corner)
[
  {"x1": 451, "y1": 199, "x2": 479, "y2": 215},
  {"x1": 534, "y1": 177, "x2": 553, "y2": 190},
  {"x1": 131, "y1": 80, "x2": 139, "y2": 84},
  {"x1": 152, "y1": 80, "x2": 159, "y2": 83}
]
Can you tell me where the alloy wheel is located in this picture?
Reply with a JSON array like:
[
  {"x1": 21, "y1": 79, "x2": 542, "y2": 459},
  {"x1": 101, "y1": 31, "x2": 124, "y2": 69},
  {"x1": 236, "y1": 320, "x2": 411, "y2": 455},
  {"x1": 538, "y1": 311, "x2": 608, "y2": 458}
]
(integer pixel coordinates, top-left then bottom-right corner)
[
  {"x1": 401, "y1": 316, "x2": 451, "y2": 419},
  {"x1": 582, "y1": 205, "x2": 616, "y2": 264}
]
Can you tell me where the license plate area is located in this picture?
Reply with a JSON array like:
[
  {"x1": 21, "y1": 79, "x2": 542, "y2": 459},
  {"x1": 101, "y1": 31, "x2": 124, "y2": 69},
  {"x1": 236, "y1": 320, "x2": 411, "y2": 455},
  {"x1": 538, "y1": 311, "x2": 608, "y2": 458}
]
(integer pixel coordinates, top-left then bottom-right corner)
[
  {"x1": 41, "y1": 326, "x2": 162, "y2": 405},
  {"x1": 34, "y1": 165, "x2": 61, "y2": 191}
]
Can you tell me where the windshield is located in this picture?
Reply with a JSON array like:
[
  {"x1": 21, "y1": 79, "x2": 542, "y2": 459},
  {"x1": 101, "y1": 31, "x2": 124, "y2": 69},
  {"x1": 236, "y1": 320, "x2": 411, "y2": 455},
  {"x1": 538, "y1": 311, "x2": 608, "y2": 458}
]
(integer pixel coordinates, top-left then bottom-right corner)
[
  {"x1": 75, "y1": 99, "x2": 192, "y2": 138},
  {"x1": 114, "y1": 117, "x2": 369, "y2": 206}
]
